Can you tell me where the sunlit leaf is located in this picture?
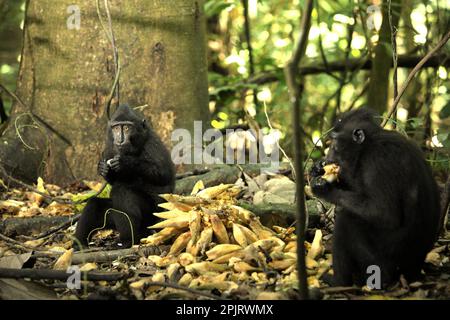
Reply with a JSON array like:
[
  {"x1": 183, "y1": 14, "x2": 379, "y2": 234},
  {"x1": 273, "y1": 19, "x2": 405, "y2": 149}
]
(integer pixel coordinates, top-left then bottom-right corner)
[
  {"x1": 204, "y1": 0, "x2": 236, "y2": 17},
  {"x1": 438, "y1": 102, "x2": 450, "y2": 119}
]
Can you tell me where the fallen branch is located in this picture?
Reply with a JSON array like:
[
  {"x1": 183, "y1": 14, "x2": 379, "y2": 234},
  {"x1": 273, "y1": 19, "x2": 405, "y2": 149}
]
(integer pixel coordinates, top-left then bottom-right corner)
[
  {"x1": 71, "y1": 245, "x2": 164, "y2": 265},
  {"x1": 174, "y1": 164, "x2": 290, "y2": 195},
  {"x1": 237, "y1": 201, "x2": 321, "y2": 228},
  {"x1": 0, "y1": 267, "x2": 126, "y2": 282},
  {"x1": 0, "y1": 216, "x2": 72, "y2": 238},
  {"x1": 175, "y1": 168, "x2": 210, "y2": 180},
  {"x1": 0, "y1": 162, "x2": 70, "y2": 204},
  {"x1": 21, "y1": 214, "x2": 81, "y2": 241},
  {"x1": 133, "y1": 280, "x2": 221, "y2": 300},
  {"x1": 0, "y1": 233, "x2": 46, "y2": 252},
  {"x1": 175, "y1": 166, "x2": 240, "y2": 195},
  {"x1": 320, "y1": 286, "x2": 362, "y2": 294}
]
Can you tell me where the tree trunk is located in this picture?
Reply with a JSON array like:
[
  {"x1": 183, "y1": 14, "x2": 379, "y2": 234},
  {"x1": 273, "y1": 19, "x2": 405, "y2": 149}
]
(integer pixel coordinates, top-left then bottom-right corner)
[
  {"x1": 402, "y1": 0, "x2": 423, "y2": 127},
  {"x1": 367, "y1": 0, "x2": 401, "y2": 114},
  {"x1": 0, "y1": 0, "x2": 209, "y2": 185}
]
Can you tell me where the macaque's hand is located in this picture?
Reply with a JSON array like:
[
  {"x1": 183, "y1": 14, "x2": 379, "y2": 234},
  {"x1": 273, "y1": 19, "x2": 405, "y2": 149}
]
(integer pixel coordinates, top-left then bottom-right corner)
[
  {"x1": 97, "y1": 159, "x2": 110, "y2": 178},
  {"x1": 310, "y1": 176, "x2": 331, "y2": 197},
  {"x1": 310, "y1": 160, "x2": 326, "y2": 178},
  {"x1": 107, "y1": 155, "x2": 121, "y2": 172}
]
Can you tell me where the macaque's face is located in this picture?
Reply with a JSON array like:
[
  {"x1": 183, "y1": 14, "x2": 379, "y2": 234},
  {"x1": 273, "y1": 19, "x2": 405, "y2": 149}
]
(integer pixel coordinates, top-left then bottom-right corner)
[
  {"x1": 325, "y1": 116, "x2": 367, "y2": 173},
  {"x1": 109, "y1": 121, "x2": 139, "y2": 153},
  {"x1": 108, "y1": 105, "x2": 149, "y2": 155},
  {"x1": 111, "y1": 123, "x2": 131, "y2": 146}
]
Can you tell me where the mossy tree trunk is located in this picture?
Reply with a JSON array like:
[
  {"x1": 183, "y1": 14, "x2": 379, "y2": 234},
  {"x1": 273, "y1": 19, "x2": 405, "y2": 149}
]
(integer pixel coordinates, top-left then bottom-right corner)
[{"x1": 0, "y1": 0, "x2": 209, "y2": 185}]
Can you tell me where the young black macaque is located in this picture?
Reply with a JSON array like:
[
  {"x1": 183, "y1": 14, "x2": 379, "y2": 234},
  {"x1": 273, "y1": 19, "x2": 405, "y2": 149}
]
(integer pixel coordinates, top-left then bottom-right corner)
[
  {"x1": 74, "y1": 104, "x2": 175, "y2": 249},
  {"x1": 310, "y1": 109, "x2": 440, "y2": 287}
]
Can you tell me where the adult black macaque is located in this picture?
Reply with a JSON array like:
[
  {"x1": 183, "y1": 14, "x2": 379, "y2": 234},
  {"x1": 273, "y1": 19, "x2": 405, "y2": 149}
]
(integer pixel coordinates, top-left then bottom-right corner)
[
  {"x1": 74, "y1": 104, "x2": 175, "y2": 249},
  {"x1": 310, "y1": 108, "x2": 440, "y2": 287}
]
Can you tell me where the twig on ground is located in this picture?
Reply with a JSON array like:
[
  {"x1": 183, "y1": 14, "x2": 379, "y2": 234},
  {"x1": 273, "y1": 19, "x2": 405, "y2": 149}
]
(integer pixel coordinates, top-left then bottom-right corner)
[
  {"x1": 22, "y1": 214, "x2": 81, "y2": 241},
  {"x1": 0, "y1": 267, "x2": 126, "y2": 282},
  {"x1": 0, "y1": 233, "x2": 46, "y2": 252},
  {"x1": 133, "y1": 280, "x2": 222, "y2": 300}
]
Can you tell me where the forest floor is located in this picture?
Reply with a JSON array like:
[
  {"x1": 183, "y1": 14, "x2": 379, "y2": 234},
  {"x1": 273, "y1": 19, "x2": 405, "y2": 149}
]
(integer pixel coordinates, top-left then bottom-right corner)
[{"x1": 0, "y1": 173, "x2": 449, "y2": 300}]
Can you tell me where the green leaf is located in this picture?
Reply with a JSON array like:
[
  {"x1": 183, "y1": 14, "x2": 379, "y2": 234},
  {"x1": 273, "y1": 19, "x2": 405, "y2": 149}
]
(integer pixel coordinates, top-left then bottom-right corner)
[
  {"x1": 408, "y1": 117, "x2": 423, "y2": 129},
  {"x1": 72, "y1": 184, "x2": 111, "y2": 211},
  {"x1": 442, "y1": 140, "x2": 450, "y2": 149},
  {"x1": 311, "y1": 149, "x2": 323, "y2": 160},
  {"x1": 437, "y1": 132, "x2": 449, "y2": 143},
  {"x1": 438, "y1": 102, "x2": 450, "y2": 119},
  {"x1": 436, "y1": 131, "x2": 450, "y2": 149},
  {"x1": 204, "y1": 0, "x2": 236, "y2": 18}
]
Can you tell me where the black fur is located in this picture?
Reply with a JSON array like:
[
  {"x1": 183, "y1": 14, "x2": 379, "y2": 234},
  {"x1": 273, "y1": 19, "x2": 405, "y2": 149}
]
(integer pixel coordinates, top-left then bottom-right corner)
[
  {"x1": 310, "y1": 108, "x2": 440, "y2": 287},
  {"x1": 74, "y1": 104, "x2": 175, "y2": 249}
]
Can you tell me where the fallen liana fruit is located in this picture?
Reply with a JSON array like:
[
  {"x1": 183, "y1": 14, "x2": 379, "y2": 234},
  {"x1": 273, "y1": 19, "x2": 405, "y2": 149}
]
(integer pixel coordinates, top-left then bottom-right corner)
[
  {"x1": 322, "y1": 163, "x2": 340, "y2": 183},
  {"x1": 137, "y1": 181, "x2": 328, "y2": 297}
]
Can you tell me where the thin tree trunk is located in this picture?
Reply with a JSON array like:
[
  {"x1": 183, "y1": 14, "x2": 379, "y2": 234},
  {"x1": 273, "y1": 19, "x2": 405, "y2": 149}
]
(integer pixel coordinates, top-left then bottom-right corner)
[
  {"x1": 402, "y1": 0, "x2": 423, "y2": 137},
  {"x1": 367, "y1": 0, "x2": 401, "y2": 114}
]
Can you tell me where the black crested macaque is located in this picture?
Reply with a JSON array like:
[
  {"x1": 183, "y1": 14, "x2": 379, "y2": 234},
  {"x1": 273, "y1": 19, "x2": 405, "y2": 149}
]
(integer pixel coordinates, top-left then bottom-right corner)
[
  {"x1": 310, "y1": 108, "x2": 440, "y2": 287},
  {"x1": 74, "y1": 104, "x2": 175, "y2": 249}
]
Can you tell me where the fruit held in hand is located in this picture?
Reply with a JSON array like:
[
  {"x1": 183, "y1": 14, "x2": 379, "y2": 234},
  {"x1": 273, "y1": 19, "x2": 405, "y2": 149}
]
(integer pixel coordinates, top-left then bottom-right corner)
[{"x1": 322, "y1": 164, "x2": 340, "y2": 182}]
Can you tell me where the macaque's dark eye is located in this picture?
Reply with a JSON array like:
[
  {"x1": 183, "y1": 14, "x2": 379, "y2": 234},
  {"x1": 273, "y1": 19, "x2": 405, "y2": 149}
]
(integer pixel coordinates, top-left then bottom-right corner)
[
  {"x1": 123, "y1": 125, "x2": 129, "y2": 132},
  {"x1": 113, "y1": 126, "x2": 120, "y2": 133}
]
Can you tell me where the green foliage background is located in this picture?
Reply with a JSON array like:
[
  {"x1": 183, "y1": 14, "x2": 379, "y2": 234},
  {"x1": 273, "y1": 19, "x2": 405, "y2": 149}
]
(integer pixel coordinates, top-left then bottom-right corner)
[
  {"x1": 204, "y1": 0, "x2": 450, "y2": 173},
  {"x1": 1, "y1": 0, "x2": 449, "y2": 173}
]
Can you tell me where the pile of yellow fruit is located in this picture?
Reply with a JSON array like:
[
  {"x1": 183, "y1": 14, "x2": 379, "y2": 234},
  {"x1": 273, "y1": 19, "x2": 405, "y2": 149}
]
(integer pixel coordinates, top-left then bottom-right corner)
[{"x1": 135, "y1": 182, "x2": 326, "y2": 296}]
